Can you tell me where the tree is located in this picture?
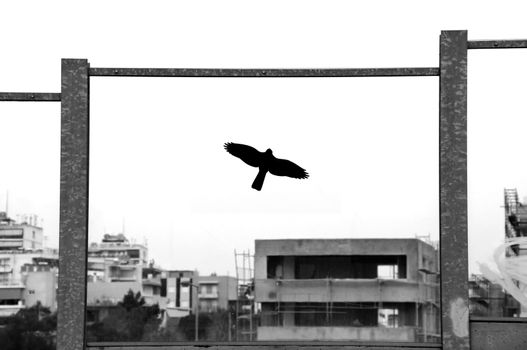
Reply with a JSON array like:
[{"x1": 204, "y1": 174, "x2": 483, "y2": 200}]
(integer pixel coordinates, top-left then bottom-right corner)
[
  {"x1": 86, "y1": 289, "x2": 161, "y2": 342},
  {"x1": 0, "y1": 302, "x2": 57, "y2": 350},
  {"x1": 176, "y1": 309, "x2": 234, "y2": 341},
  {"x1": 177, "y1": 312, "x2": 212, "y2": 340}
]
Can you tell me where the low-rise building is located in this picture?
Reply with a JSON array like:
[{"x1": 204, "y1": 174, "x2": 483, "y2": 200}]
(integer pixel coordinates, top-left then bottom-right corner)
[
  {"x1": 254, "y1": 238, "x2": 439, "y2": 342},
  {"x1": 87, "y1": 234, "x2": 165, "y2": 323},
  {"x1": 469, "y1": 274, "x2": 521, "y2": 317},
  {"x1": 197, "y1": 274, "x2": 237, "y2": 313},
  {"x1": 0, "y1": 212, "x2": 58, "y2": 317},
  {"x1": 504, "y1": 189, "x2": 527, "y2": 317},
  {"x1": 0, "y1": 211, "x2": 44, "y2": 251}
]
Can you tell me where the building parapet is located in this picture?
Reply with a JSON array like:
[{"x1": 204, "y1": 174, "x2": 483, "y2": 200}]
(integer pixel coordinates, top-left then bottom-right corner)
[
  {"x1": 257, "y1": 325, "x2": 417, "y2": 342},
  {"x1": 0, "y1": 279, "x2": 24, "y2": 287},
  {"x1": 255, "y1": 278, "x2": 438, "y2": 304}
]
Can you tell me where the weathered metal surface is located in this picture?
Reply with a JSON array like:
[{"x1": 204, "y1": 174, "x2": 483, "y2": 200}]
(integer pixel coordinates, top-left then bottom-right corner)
[
  {"x1": 0, "y1": 92, "x2": 60, "y2": 101},
  {"x1": 89, "y1": 67, "x2": 439, "y2": 77},
  {"x1": 468, "y1": 40, "x2": 527, "y2": 49},
  {"x1": 470, "y1": 318, "x2": 527, "y2": 350},
  {"x1": 87, "y1": 341, "x2": 441, "y2": 349},
  {"x1": 439, "y1": 30, "x2": 469, "y2": 350},
  {"x1": 57, "y1": 59, "x2": 90, "y2": 350}
]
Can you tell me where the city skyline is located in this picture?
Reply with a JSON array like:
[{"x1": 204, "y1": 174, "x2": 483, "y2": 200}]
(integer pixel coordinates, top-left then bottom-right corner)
[{"x1": 2, "y1": 4, "x2": 527, "y2": 276}]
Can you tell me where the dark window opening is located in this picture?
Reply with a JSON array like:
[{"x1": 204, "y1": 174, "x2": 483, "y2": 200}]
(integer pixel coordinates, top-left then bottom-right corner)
[
  {"x1": 295, "y1": 302, "x2": 378, "y2": 327},
  {"x1": 267, "y1": 256, "x2": 284, "y2": 279},
  {"x1": 294, "y1": 255, "x2": 407, "y2": 279}
]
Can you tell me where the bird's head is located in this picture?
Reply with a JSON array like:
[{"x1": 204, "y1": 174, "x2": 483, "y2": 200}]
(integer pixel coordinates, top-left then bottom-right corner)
[{"x1": 265, "y1": 149, "x2": 273, "y2": 155}]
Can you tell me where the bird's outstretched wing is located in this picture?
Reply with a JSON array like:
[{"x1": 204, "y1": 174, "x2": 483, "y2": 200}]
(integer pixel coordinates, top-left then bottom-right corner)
[
  {"x1": 269, "y1": 157, "x2": 309, "y2": 179},
  {"x1": 224, "y1": 142, "x2": 262, "y2": 167}
]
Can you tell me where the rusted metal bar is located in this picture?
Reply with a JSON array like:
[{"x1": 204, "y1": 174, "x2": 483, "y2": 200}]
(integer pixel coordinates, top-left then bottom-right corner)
[
  {"x1": 0, "y1": 92, "x2": 60, "y2": 101},
  {"x1": 468, "y1": 40, "x2": 527, "y2": 49},
  {"x1": 471, "y1": 319, "x2": 527, "y2": 350},
  {"x1": 57, "y1": 59, "x2": 90, "y2": 350},
  {"x1": 89, "y1": 67, "x2": 439, "y2": 77},
  {"x1": 439, "y1": 30, "x2": 470, "y2": 350},
  {"x1": 87, "y1": 341, "x2": 442, "y2": 349},
  {"x1": 470, "y1": 316, "x2": 527, "y2": 323}
]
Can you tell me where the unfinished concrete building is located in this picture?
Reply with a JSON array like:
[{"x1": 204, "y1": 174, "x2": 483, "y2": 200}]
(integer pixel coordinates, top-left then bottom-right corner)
[
  {"x1": 254, "y1": 239, "x2": 439, "y2": 342},
  {"x1": 503, "y1": 188, "x2": 527, "y2": 316}
]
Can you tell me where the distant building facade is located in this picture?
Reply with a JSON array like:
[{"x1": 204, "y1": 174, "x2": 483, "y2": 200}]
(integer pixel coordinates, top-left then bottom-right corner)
[
  {"x1": 254, "y1": 238, "x2": 439, "y2": 342},
  {"x1": 87, "y1": 234, "x2": 165, "y2": 323},
  {"x1": 469, "y1": 274, "x2": 520, "y2": 317},
  {"x1": 163, "y1": 270, "x2": 198, "y2": 320},
  {"x1": 197, "y1": 275, "x2": 237, "y2": 313},
  {"x1": 503, "y1": 188, "x2": 527, "y2": 316},
  {"x1": 0, "y1": 212, "x2": 58, "y2": 317},
  {"x1": 0, "y1": 212, "x2": 44, "y2": 251}
]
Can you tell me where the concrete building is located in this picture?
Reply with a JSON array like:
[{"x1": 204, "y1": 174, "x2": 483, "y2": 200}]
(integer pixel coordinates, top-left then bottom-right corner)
[
  {"x1": 21, "y1": 263, "x2": 59, "y2": 311},
  {"x1": 0, "y1": 212, "x2": 59, "y2": 317},
  {"x1": 503, "y1": 188, "x2": 527, "y2": 316},
  {"x1": 163, "y1": 270, "x2": 198, "y2": 319},
  {"x1": 469, "y1": 274, "x2": 520, "y2": 317},
  {"x1": 197, "y1": 275, "x2": 237, "y2": 313},
  {"x1": 254, "y1": 238, "x2": 439, "y2": 342},
  {"x1": 0, "y1": 211, "x2": 44, "y2": 251},
  {"x1": 87, "y1": 234, "x2": 165, "y2": 322}
]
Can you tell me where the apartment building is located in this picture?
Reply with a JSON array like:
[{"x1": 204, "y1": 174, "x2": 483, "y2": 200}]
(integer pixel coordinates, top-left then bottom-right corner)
[
  {"x1": 163, "y1": 270, "x2": 198, "y2": 319},
  {"x1": 0, "y1": 211, "x2": 44, "y2": 251},
  {"x1": 87, "y1": 234, "x2": 165, "y2": 322},
  {"x1": 197, "y1": 275, "x2": 237, "y2": 313},
  {"x1": 254, "y1": 238, "x2": 439, "y2": 342},
  {"x1": 0, "y1": 212, "x2": 58, "y2": 317}
]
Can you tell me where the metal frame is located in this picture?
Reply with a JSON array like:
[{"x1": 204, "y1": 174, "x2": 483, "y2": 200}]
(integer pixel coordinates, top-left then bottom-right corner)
[
  {"x1": 0, "y1": 92, "x2": 61, "y2": 101},
  {"x1": 1, "y1": 30, "x2": 527, "y2": 350},
  {"x1": 439, "y1": 31, "x2": 469, "y2": 350},
  {"x1": 89, "y1": 67, "x2": 438, "y2": 77}
]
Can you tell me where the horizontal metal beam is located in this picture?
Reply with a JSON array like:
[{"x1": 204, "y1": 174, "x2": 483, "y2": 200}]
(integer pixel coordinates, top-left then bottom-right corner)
[
  {"x1": 471, "y1": 319, "x2": 527, "y2": 350},
  {"x1": 88, "y1": 341, "x2": 442, "y2": 349},
  {"x1": 470, "y1": 316, "x2": 527, "y2": 323},
  {"x1": 0, "y1": 92, "x2": 61, "y2": 101},
  {"x1": 90, "y1": 67, "x2": 439, "y2": 78},
  {"x1": 468, "y1": 40, "x2": 527, "y2": 49}
]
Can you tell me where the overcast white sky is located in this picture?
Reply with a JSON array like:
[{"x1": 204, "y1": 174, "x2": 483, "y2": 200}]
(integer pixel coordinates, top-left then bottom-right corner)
[{"x1": 1, "y1": 1, "x2": 527, "y2": 276}]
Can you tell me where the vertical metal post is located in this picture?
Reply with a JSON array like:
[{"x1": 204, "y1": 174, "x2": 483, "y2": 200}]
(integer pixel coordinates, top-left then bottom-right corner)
[
  {"x1": 439, "y1": 30, "x2": 470, "y2": 350},
  {"x1": 57, "y1": 59, "x2": 90, "y2": 350}
]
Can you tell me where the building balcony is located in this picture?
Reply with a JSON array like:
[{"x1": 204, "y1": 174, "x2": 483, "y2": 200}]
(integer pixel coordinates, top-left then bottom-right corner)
[
  {"x1": 255, "y1": 278, "x2": 438, "y2": 304},
  {"x1": 0, "y1": 239, "x2": 23, "y2": 248},
  {"x1": 469, "y1": 289, "x2": 488, "y2": 300},
  {"x1": 257, "y1": 326, "x2": 416, "y2": 342},
  {"x1": 109, "y1": 277, "x2": 137, "y2": 282},
  {"x1": 142, "y1": 277, "x2": 162, "y2": 287},
  {"x1": 0, "y1": 266, "x2": 13, "y2": 273},
  {"x1": 0, "y1": 228, "x2": 23, "y2": 238},
  {"x1": 0, "y1": 304, "x2": 24, "y2": 317},
  {"x1": 198, "y1": 292, "x2": 219, "y2": 299},
  {"x1": 0, "y1": 279, "x2": 24, "y2": 288}
]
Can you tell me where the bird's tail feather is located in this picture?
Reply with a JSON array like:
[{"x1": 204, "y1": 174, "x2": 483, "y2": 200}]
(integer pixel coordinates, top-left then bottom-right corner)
[{"x1": 252, "y1": 169, "x2": 267, "y2": 191}]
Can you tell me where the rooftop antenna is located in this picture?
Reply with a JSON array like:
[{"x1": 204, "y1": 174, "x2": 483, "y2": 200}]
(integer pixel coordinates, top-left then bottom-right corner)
[
  {"x1": 122, "y1": 217, "x2": 126, "y2": 234},
  {"x1": 5, "y1": 190, "x2": 8, "y2": 216}
]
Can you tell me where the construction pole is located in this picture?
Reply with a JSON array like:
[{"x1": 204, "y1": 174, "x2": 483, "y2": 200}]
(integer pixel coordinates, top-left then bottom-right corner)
[
  {"x1": 194, "y1": 284, "x2": 199, "y2": 341},
  {"x1": 234, "y1": 250, "x2": 239, "y2": 341},
  {"x1": 228, "y1": 309, "x2": 232, "y2": 341}
]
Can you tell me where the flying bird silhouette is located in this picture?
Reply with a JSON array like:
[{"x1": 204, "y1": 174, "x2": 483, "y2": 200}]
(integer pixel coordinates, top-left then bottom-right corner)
[{"x1": 224, "y1": 142, "x2": 309, "y2": 191}]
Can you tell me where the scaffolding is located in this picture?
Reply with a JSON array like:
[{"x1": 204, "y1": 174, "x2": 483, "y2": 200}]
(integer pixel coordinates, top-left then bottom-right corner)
[
  {"x1": 234, "y1": 249, "x2": 256, "y2": 341},
  {"x1": 504, "y1": 188, "x2": 520, "y2": 239},
  {"x1": 261, "y1": 277, "x2": 440, "y2": 342}
]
